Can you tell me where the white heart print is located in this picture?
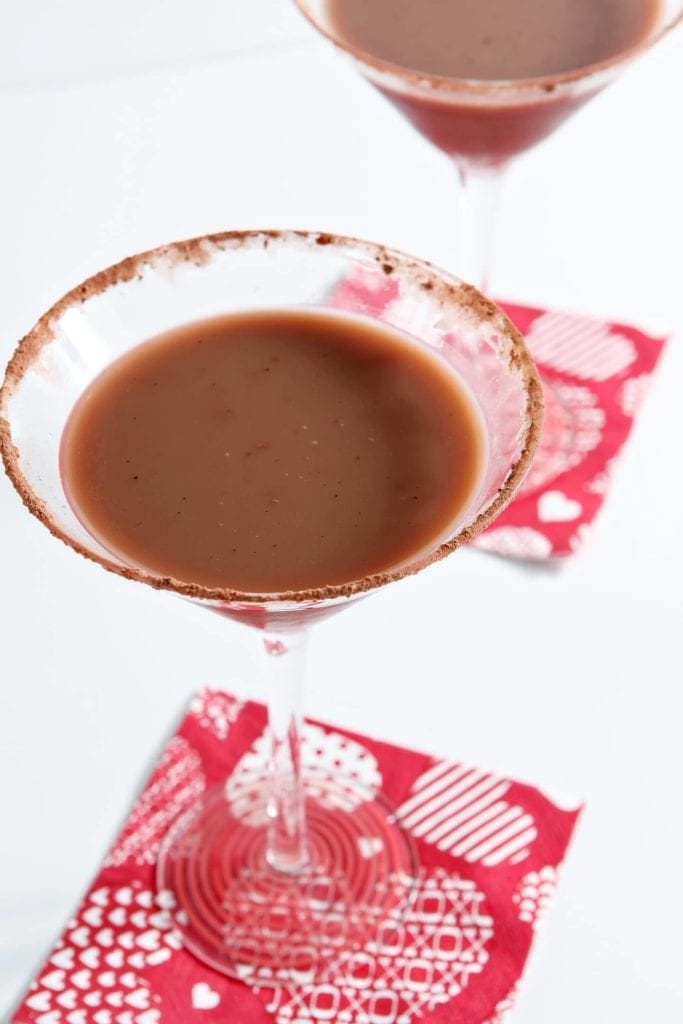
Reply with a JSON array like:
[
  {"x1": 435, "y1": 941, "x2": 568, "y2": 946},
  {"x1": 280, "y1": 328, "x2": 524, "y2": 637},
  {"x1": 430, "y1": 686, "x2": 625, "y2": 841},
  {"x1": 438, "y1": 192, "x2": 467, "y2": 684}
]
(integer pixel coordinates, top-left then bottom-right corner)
[
  {"x1": 80, "y1": 947, "x2": 99, "y2": 970},
  {"x1": 41, "y1": 970, "x2": 66, "y2": 992},
  {"x1": 83, "y1": 906, "x2": 103, "y2": 928},
  {"x1": 357, "y1": 836, "x2": 383, "y2": 858},
  {"x1": 51, "y1": 948, "x2": 75, "y2": 971},
  {"x1": 124, "y1": 988, "x2": 149, "y2": 1009},
  {"x1": 56, "y1": 991, "x2": 77, "y2": 1010},
  {"x1": 27, "y1": 992, "x2": 52, "y2": 1012},
  {"x1": 192, "y1": 982, "x2": 221, "y2": 1010},
  {"x1": 538, "y1": 491, "x2": 582, "y2": 523},
  {"x1": 90, "y1": 888, "x2": 109, "y2": 908},
  {"x1": 29, "y1": 883, "x2": 179, "y2": 1024},
  {"x1": 69, "y1": 927, "x2": 89, "y2": 948},
  {"x1": 35, "y1": 1012, "x2": 60, "y2": 1024}
]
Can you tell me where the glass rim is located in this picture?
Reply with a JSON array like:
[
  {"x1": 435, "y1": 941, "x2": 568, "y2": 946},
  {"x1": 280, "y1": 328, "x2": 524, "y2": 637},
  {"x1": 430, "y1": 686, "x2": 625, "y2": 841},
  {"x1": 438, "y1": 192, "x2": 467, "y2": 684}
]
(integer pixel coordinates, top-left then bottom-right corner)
[
  {"x1": 294, "y1": 0, "x2": 683, "y2": 99},
  {"x1": 0, "y1": 228, "x2": 543, "y2": 605}
]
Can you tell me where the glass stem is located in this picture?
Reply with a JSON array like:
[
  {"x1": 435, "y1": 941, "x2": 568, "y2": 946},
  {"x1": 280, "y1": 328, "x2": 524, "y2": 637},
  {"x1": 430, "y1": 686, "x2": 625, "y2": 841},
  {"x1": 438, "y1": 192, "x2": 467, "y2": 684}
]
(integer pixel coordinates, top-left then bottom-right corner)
[
  {"x1": 263, "y1": 626, "x2": 309, "y2": 873},
  {"x1": 454, "y1": 160, "x2": 507, "y2": 294}
]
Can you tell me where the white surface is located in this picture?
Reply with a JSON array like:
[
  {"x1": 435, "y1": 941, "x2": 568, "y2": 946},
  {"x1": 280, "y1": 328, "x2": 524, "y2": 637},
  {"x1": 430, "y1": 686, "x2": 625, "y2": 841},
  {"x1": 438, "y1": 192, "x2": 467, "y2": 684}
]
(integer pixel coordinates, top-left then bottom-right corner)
[{"x1": 1, "y1": 2, "x2": 682, "y2": 1020}]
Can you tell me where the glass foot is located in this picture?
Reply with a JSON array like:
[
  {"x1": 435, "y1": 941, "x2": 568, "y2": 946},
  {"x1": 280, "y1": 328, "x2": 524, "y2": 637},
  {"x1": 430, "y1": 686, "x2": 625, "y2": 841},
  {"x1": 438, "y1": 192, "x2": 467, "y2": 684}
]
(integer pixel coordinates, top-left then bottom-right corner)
[{"x1": 157, "y1": 770, "x2": 417, "y2": 983}]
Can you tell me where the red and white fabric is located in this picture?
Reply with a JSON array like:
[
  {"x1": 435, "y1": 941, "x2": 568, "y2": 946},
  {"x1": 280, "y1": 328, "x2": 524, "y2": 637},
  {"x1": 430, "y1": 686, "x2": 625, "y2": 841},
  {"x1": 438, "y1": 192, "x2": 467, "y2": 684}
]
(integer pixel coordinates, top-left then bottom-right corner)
[
  {"x1": 13, "y1": 688, "x2": 581, "y2": 1024},
  {"x1": 476, "y1": 301, "x2": 667, "y2": 559}
]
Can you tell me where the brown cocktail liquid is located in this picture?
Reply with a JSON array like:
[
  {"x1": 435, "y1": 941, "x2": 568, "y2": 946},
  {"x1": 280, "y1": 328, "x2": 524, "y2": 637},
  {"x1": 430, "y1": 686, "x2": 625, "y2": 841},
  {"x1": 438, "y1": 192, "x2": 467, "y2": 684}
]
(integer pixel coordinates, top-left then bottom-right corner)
[
  {"x1": 325, "y1": 0, "x2": 659, "y2": 82},
  {"x1": 61, "y1": 309, "x2": 484, "y2": 593},
  {"x1": 324, "y1": 0, "x2": 661, "y2": 161}
]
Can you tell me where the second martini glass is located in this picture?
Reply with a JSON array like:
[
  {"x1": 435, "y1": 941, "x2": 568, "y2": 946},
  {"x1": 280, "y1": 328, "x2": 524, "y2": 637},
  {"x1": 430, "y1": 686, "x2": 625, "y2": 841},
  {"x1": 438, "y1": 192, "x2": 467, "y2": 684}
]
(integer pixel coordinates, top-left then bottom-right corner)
[
  {"x1": 0, "y1": 230, "x2": 541, "y2": 983},
  {"x1": 296, "y1": 0, "x2": 683, "y2": 290}
]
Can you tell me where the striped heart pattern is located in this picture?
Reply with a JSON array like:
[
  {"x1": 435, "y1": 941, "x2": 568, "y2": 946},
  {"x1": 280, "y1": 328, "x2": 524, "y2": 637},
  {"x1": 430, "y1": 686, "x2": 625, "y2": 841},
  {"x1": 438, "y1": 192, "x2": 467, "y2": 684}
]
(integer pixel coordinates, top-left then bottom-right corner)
[
  {"x1": 13, "y1": 691, "x2": 581, "y2": 1024},
  {"x1": 394, "y1": 761, "x2": 537, "y2": 867},
  {"x1": 523, "y1": 311, "x2": 637, "y2": 382}
]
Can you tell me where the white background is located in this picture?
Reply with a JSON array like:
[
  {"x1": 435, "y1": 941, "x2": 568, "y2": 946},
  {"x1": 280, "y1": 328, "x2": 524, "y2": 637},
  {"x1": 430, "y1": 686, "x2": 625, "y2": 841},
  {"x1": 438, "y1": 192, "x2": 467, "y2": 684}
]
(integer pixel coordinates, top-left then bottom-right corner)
[{"x1": 1, "y1": 2, "x2": 682, "y2": 1020}]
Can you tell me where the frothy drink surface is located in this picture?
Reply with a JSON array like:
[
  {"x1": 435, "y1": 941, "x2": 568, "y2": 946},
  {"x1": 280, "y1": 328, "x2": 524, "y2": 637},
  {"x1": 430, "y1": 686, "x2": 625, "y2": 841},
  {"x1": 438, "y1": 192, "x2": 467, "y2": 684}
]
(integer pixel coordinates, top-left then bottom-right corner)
[
  {"x1": 61, "y1": 309, "x2": 484, "y2": 593},
  {"x1": 325, "y1": 0, "x2": 660, "y2": 81}
]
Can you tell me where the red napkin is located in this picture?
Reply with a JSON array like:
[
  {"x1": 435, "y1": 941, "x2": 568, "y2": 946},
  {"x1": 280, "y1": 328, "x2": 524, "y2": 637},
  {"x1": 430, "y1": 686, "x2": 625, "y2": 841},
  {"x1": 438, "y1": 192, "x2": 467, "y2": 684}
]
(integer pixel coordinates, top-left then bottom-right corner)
[
  {"x1": 330, "y1": 270, "x2": 668, "y2": 559},
  {"x1": 476, "y1": 301, "x2": 666, "y2": 559},
  {"x1": 14, "y1": 689, "x2": 580, "y2": 1024}
]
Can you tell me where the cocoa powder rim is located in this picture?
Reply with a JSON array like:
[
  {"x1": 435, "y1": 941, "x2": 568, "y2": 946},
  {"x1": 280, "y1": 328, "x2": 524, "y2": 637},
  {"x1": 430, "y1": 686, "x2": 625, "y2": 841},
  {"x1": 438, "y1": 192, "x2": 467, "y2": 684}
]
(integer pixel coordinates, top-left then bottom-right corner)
[
  {"x1": 295, "y1": 0, "x2": 682, "y2": 101},
  {"x1": 0, "y1": 228, "x2": 542, "y2": 607}
]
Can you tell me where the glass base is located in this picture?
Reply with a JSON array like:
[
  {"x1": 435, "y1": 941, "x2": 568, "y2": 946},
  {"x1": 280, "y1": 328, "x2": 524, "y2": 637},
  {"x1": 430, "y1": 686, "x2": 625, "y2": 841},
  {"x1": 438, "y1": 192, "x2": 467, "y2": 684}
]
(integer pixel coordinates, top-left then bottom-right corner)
[{"x1": 157, "y1": 771, "x2": 417, "y2": 984}]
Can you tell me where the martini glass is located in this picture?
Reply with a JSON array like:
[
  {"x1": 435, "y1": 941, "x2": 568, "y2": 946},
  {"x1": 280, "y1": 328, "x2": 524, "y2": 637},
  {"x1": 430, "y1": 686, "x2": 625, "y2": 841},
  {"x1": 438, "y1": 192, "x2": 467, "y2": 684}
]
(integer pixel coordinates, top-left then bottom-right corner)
[
  {"x1": 0, "y1": 230, "x2": 541, "y2": 984},
  {"x1": 295, "y1": 0, "x2": 683, "y2": 291}
]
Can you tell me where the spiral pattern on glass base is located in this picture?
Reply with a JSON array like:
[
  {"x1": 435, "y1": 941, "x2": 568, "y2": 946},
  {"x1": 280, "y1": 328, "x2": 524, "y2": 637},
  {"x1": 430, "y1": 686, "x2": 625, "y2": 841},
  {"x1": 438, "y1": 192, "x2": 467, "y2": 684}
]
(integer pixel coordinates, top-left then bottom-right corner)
[{"x1": 157, "y1": 773, "x2": 417, "y2": 983}]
